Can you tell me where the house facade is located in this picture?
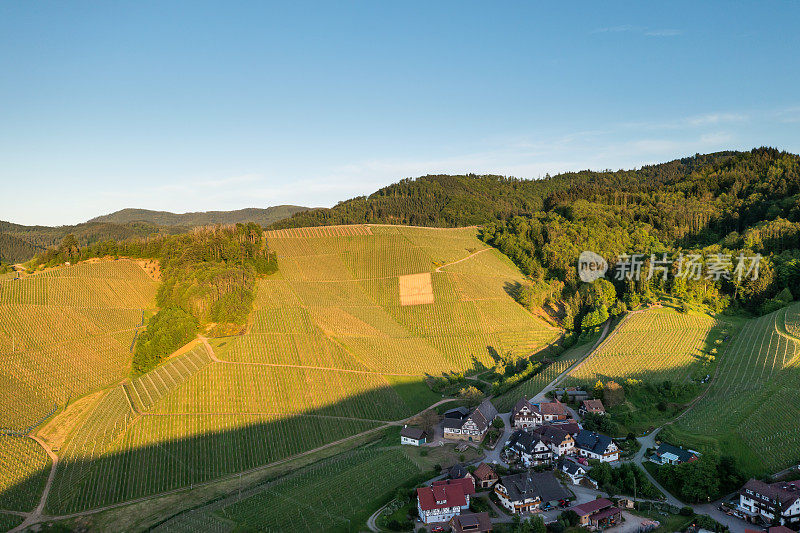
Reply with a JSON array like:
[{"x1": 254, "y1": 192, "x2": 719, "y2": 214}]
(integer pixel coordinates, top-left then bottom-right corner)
[
  {"x1": 574, "y1": 430, "x2": 619, "y2": 463},
  {"x1": 511, "y1": 397, "x2": 543, "y2": 429},
  {"x1": 471, "y1": 463, "x2": 499, "y2": 489},
  {"x1": 400, "y1": 426, "x2": 427, "y2": 446},
  {"x1": 495, "y1": 472, "x2": 571, "y2": 514},
  {"x1": 443, "y1": 399, "x2": 498, "y2": 442},
  {"x1": 417, "y1": 478, "x2": 474, "y2": 524},
  {"x1": 507, "y1": 429, "x2": 552, "y2": 466},
  {"x1": 738, "y1": 479, "x2": 800, "y2": 527},
  {"x1": 559, "y1": 457, "x2": 596, "y2": 487},
  {"x1": 532, "y1": 425, "x2": 575, "y2": 458},
  {"x1": 572, "y1": 498, "x2": 622, "y2": 530}
]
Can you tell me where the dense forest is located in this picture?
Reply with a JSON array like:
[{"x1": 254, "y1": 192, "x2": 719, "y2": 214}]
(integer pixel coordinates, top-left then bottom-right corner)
[
  {"x1": 0, "y1": 232, "x2": 42, "y2": 264},
  {"x1": 274, "y1": 148, "x2": 800, "y2": 324},
  {"x1": 32, "y1": 223, "x2": 276, "y2": 373}
]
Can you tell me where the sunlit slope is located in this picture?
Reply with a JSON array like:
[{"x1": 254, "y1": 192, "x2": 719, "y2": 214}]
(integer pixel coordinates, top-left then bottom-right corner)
[
  {"x1": 565, "y1": 308, "x2": 724, "y2": 385},
  {"x1": 237, "y1": 224, "x2": 559, "y2": 373},
  {"x1": 674, "y1": 304, "x2": 800, "y2": 473},
  {"x1": 0, "y1": 260, "x2": 156, "y2": 430}
]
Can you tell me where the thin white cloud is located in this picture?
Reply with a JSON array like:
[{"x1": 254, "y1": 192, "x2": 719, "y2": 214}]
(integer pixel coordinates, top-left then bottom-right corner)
[{"x1": 592, "y1": 25, "x2": 683, "y2": 37}]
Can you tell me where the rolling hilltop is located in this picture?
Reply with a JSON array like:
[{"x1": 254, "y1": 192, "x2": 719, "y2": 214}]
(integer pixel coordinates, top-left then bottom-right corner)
[{"x1": 88, "y1": 205, "x2": 309, "y2": 227}]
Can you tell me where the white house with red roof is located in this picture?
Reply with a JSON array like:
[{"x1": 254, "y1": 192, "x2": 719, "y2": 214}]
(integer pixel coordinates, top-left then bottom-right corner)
[{"x1": 417, "y1": 478, "x2": 474, "y2": 524}]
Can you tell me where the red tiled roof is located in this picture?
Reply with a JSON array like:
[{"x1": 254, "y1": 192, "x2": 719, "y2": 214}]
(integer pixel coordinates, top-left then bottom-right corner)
[
  {"x1": 582, "y1": 399, "x2": 605, "y2": 412},
  {"x1": 417, "y1": 482, "x2": 468, "y2": 511},
  {"x1": 769, "y1": 527, "x2": 795, "y2": 533},
  {"x1": 432, "y1": 477, "x2": 475, "y2": 495},
  {"x1": 572, "y1": 498, "x2": 613, "y2": 516},
  {"x1": 591, "y1": 506, "x2": 621, "y2": 521},
  {"x1": 539, "y1": 400, "x2": 566, "y2": 416},
  {"x1": 473, "y1": 463, "x2": 498, "y2": 481}
]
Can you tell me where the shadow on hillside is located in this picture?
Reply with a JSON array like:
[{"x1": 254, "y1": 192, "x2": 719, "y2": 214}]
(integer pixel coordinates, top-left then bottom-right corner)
[{"x1": 0, "y1": 379, "x2": 436, "y2": 522}]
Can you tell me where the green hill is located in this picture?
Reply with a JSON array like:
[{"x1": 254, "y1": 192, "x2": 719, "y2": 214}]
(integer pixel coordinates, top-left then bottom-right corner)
[{"x1": 88, "y1": 205, "x2": 309, "y2": 227}]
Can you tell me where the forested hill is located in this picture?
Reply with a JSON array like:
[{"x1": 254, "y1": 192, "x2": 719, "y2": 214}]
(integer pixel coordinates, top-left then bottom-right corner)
[
  {"x1": 0, "y1": 232, "x2": 42, "y2": 264},
  {"x1": 271, "y1": 148, "x2": 800, "y2": 246},
  {"x1": 89, "y1": 205, "x2": 309, "y2": 227}
]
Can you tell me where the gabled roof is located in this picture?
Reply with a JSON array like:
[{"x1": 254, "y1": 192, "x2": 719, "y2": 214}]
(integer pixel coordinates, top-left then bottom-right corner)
[
  {"x1": 653, "y1": 442, "x2": 698, "y2": 463},
  {"x1": 539, "y1": 399, "x2": 566, "y2": 416},
  {"x1": 581, "y1": 399, "x2": 605, "y2": 413},
  {"x1": 418, "y1": 479, "x2": 470, "y2": 511},
  {"x1": 508, "y1": 429, "x2": 546, "y2": 454},
  {"x1": 444, "y1": 406, "x2": 470, "y2": 419},
  {"x1": 574, "y1": 430, "x2": 614, "y2": 455},
  {"x1": 452, "y1": 512, "x2": 492, "y2": 533},
  {"x1": 466, "y1": 399, "x2": 498, "y2": 433},
  {"x1": 473, "y1": 462, "x2": 498, "y2": 481},
  {"x1": 512, "y1": 397, "x2": 540, "y2": 417},
  {"x1": 449, "y1": 463, "x2": 469, "y2": 480},
  {"x1": 551, "y1": 421, "x2": 581, "y2": 435},
  {"x1": 499, "y1": 471, "x2": 571, "y2": 503},
  {"x1": 432, "y1": 477, "x2": 475, "y2": 496},
  {"x1": 741, "y1": 479, "x2": 800, "y2": 507},
  {"x1": 400, "y1": 426, "x2": 426, "y2": 440},
  {"x1": 532, "y1": 425, "x2": 571, "y2": 445},
  {"x1": 559, "y1": 457, "x2": 589, "y2": 476},
  {"x1": 572, "y1": 498, "x2": 614, "y2": 516}
]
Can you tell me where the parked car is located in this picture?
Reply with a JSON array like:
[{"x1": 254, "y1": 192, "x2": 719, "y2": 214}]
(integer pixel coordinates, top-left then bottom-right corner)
[{"x1": 430, "y1": 526, "x2": 447, "y2": 533}]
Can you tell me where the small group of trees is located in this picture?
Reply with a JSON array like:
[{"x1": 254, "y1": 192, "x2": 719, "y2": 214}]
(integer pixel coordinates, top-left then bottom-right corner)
[{"x1": 653, "y1": 454, "x2": 744, "y2": 503}]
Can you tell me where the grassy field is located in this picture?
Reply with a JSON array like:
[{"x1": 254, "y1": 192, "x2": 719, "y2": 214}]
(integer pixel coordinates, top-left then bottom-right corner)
[
  {"x1": 565, "y1": 308, "x2": 727, "y2": 386},
  {"x1": 0, "y1": 225, "x2": 557, "y2": 518},
  {"x1": 670, "y1": 303, "x2": 800, "y2": 475}
]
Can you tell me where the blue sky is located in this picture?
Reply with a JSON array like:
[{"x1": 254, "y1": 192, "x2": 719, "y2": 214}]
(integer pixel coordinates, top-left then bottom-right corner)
[{"x1": 2, "y1": 1, "x2": 799, "y2": 226}]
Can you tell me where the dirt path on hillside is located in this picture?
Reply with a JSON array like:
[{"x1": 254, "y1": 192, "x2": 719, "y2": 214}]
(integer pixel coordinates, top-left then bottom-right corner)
[
  {"x1": 11, "y1": 436, "x2": 59, "y2": 532},
  {"x1": 434, "y1": 247, "x2": 491, "y2": 272}
]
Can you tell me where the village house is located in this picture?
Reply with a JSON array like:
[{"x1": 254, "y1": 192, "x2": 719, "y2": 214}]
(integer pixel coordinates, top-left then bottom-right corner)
[
  {"x1": 571, "y1": 498, "x2": 622, "y2": 530},
  {"x1": 511, "y1": 397, "x2": 543, "y2": 429},
  {"x1": 417, "y1": 478, "x2": 474, "y2": 524},
  {"x1": 470, "y1": 463, "x2": 499, "y2": 489},
  {"x1": 532, "y1": 425, "x2": 575, "y2": 458},
  {"x1": 400, "y1": 426, "x2": 427, "y2": 446},
  {"x1": 649, "y1": 443, "x2": 700, "y2": 465},
  {"x1": 738, "y1": 479, "x2": 800, "y2": 527},
  {"x1": 558, "y1": 456, "x2": 596, "y2": 487},
  {"x1": 574, "y1": 430, "x2": 619, "y2": 463},
  {"x1": 507, "y1": 429, "x2": 553, "y2": 466},
  {"x1": 443, "y1": 399, "x2": 498, "y2": 442},
  {"x1": 494, "y1": 471, "x2": 571, "y2": 515},
  {"x1": 539, "y1": 399, "x2": 569, "y2": 422},
  {"x1": 451, "y1": 512, "x2": 493, "y2": 533},
  {"x1": 579, "y1": 399, "x2": 606, "y2": 416},
  {"x1": 449, "y1": 463, "x2": 470, "y2": 481}
]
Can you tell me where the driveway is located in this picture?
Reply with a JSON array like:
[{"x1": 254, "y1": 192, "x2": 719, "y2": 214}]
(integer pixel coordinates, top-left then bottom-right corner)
[{"x1": 483, "y1": 412, "x2": 512, "y2": 466}]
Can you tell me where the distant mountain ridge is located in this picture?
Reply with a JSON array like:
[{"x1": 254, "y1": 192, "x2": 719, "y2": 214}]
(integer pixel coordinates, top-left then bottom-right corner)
[
  {"x1": 0, "y1": 205, "x2": 309, "y2": 264},
  {"x1": 89, "y1": 206, "x2": 309, "y2": 227}
]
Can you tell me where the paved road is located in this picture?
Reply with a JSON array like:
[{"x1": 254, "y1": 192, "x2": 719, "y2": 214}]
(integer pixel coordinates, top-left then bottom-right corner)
[
  {"x1": 632, "y1": 428, "x2": 683, "y2": 508},
  {"x1": 483, "y1": 412, "x2": 512, "y2": 466}
]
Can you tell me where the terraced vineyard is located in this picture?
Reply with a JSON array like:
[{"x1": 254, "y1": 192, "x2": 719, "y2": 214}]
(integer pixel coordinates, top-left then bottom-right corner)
[
  {"x1": 0, "y1": 225, "x2": 557, "y2": 521},
  {"x1": 493, "y1": 339, "x2": 597, "y2": 412},
  {"x1": 0, "y1": 260, "x2": 155, "y2": 431},
  {"x1": 565, "y1": 308, "x2": 723, "y2": 386},
  {"x1": 0, "y1": 436, "x2": 51, "y2": 512},
  {"x1": 673, "y1": 304, "x2": 800, "y2": 474}
]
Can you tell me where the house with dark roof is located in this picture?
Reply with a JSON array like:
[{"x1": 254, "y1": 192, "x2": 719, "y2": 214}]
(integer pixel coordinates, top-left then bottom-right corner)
[
  {"x1": 449, "y1": 463, "x2": 469, "y2": 481},
  {"x1": 470, "y1": 463, "x2": 499, "y2": 489},
  {"x1": 555, "y1": 387, "x2": 590, "y2": 402},
  {"x1": 445, "y1": 406, "x2": 470, "y2": 419},
  {"x1": 443, "y1": 399, "x2": 498, "y2": 442},
  {"x1": 494, "y1": 471, "x2": 571, "y2": 514},
  {"x1": 571, "y1": 498, "x2": 622, "y2": 530},
  {"x1": 507, "y1": 429, "x2": 553, "y2": 466},
  {"x1": 400, "y1": 426, "x2": 427, "y2": 446},
  {"x1": 574, "y1": 430, "x2": 619, "y2": 463},
  {"x1": 649, "y1": 443, "x2": 700, "y2": 465},
  {"x1": 532, "y1": 424, "x2": 575, "y2": 458},
  {"x1": 451, "y1": 512, "x2": 493, "y2": 533},
  {"x1": 559, "y1": 456, "x2": 596, "y2": 487},
  {"x1": 579, "y1": 399, "x2": 606, "y2": 416},
  {"x1": 511, "y1": 397, "x2": 543, "y2": 429},
  {"x1": 738, "y1": 479, "x2": 800, "y2": 527},
  {"x1": 417, "y1": 478, "x2": 474, "y2": 524}
]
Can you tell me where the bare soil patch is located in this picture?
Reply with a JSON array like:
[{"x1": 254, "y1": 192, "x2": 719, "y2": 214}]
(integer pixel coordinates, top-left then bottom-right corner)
[{"x1": 398, "y1": 272, "x2": 434, "y2": 306}]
